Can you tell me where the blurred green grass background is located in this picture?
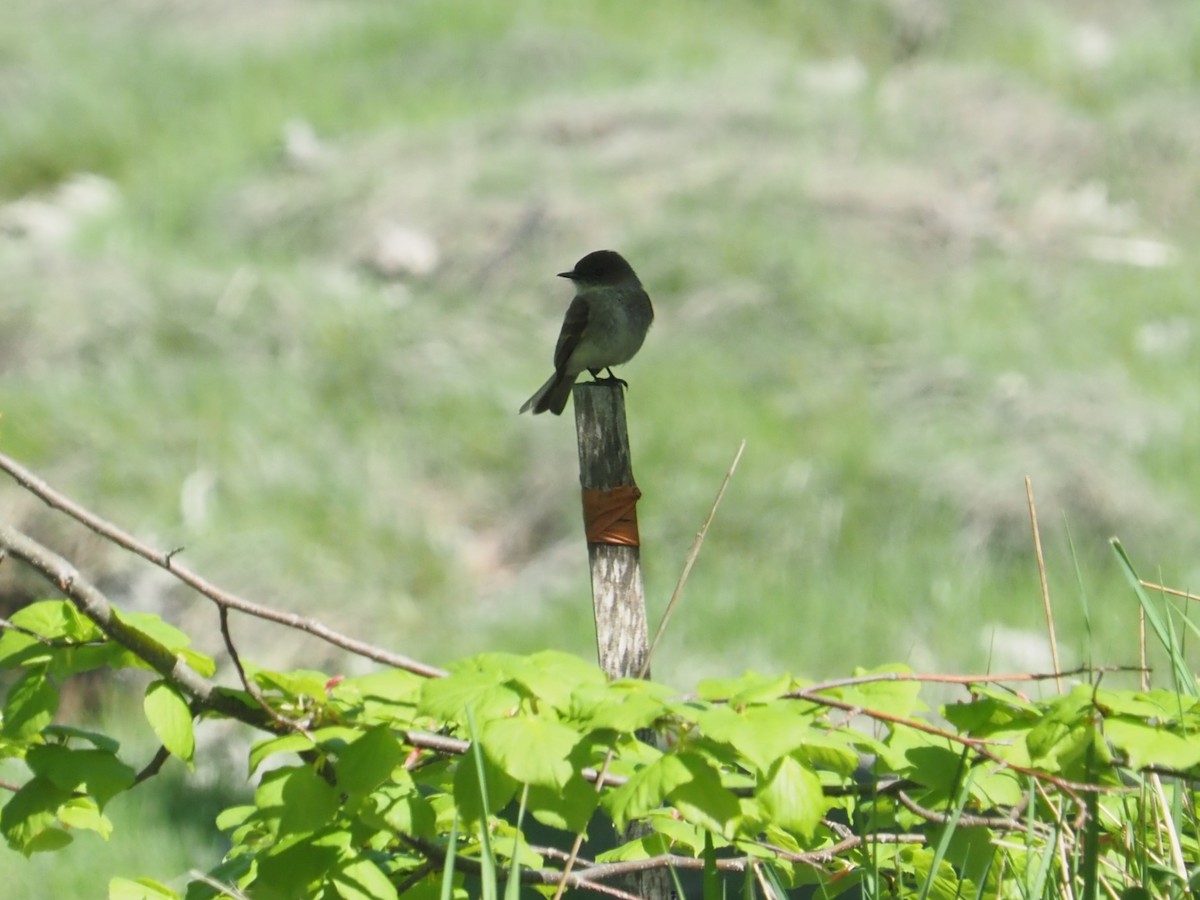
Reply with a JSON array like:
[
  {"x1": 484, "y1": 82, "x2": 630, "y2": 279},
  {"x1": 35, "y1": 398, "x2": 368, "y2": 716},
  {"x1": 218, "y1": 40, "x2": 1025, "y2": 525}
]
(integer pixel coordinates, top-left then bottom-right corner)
[{"x1": 3, "y1": 0, "x2": 1200, "y2": 890}]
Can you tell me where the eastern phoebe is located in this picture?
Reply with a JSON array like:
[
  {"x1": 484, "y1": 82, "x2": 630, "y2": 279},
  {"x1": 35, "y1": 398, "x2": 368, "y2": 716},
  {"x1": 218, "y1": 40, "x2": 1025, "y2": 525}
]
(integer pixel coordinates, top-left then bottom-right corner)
[{"x1": 519, "y1": 250, "x2": 654, "y2": 415}]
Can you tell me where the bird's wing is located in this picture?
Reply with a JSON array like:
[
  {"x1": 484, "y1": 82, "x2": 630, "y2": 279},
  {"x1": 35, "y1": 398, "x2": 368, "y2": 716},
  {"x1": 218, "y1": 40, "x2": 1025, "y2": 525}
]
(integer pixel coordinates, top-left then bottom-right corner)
[{"x1": 552, "y1": 295, "x2": 589, "y2": 372}]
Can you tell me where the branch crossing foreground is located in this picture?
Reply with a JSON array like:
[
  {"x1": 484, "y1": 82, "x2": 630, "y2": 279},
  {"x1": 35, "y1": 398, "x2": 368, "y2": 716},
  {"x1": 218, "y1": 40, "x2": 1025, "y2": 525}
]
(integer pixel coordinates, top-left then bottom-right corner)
[{"x1": 0, "y1": 451, "x2": 1196, "y2": 898}]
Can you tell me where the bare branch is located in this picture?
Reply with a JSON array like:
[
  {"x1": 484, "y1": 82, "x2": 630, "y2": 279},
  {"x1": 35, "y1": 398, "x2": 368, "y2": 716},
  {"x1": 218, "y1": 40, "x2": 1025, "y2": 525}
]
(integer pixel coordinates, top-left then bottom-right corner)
[
  {"x1": 0, "y1": 523, "x2": 255, "y2": 722},
  {"x1": 896, "y1": 790, "x2": 1028, "y2": 831},
  {"x1": 133, "y1": 745, "x2": 172, "y2": 786},
  {"x1": 0, "y1": 450, "x2": 444, "y2": 677}
]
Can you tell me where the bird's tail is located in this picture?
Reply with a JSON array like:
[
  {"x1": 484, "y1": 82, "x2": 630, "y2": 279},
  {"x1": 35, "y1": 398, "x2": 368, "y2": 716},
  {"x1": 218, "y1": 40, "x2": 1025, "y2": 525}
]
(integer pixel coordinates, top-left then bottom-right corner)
[{"x1": 519, "y1": 370, "x2": 576, "y2": 415}]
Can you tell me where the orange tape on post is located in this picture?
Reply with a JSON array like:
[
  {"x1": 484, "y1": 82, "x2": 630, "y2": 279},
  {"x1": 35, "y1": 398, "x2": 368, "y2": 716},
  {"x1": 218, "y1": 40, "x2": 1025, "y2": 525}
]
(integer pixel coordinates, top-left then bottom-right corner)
[{"x1": 581, "y1": 485, "x2": 642, "y2": 546}]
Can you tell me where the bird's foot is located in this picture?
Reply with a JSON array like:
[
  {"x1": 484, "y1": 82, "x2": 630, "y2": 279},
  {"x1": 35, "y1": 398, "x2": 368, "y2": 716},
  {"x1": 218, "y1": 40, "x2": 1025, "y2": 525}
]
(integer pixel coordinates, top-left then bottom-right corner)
[{"x1": 588, "y1": 367, "x2": 628, "y2": 389}]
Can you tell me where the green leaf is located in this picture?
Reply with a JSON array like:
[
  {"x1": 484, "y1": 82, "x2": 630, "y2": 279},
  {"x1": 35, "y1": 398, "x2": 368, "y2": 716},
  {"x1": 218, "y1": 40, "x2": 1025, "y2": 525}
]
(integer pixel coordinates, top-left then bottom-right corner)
[
  {"x1": 507, "y1": 651, "x2": 606, "y2": 712},
  {"x1": 331, "y1": 669, "x2": 423, "y2": 724},
  {"x1": 965, "y1": 764, "x2": 1025, "y2": 808},
  {"x1": 187, "y1": 854, "x2": 254, "y2": 900},
  {"x1": 253, "y1": 668, "x2": 332, "y2": 700},
  {"x1": 453, "y1": 743, "x2": 517, "y2": 824},
  {"x1": 144, "y1": 680, "x2": 195, "y2": 764},
  {"x1": 2, "y1": 666, "x2": 58, "y2": 739},
  {"x1": 42, "y1": 725, "x2": 120, "y2": 753},
  {"x1": 904, "y1": 745, "x2": 965, "y2": 802},
  {"x1": 0, "y1": 630, "x2": 52, "y2": 669},
  {"x1": 419, "y1": 670, "x2": 523, "y2": 728},
  {"x1": 116, "y1": 611, "x2": 193, "y2": 652},
  {"x1": 604, "y1": 752, "x2": 695, "y2": 832},
  {"x1": 695, "y1": 703, "x2": 817, "y2": 774},
  {"x1": 177, "y1": 649, "x2": 217, "y2": 679},
  {"x1": 334, "y1": 668, "x2": 424, "y2": 704},
  {"x1": 328, "y1": 853, "x2": 399, "y2": 900},
  {"x1": 254, "y1": 766, "x2": 290, "y2": 811},
  {"x1": 57, "y1": 796, "x2": 112, "y2": 838},
  {"x1": 1105, "y1": 717, "x2": 1200, "y2": 771},
  {"x1": 876, "y1": 720, "x2": 954, "y2": 771},
  {"x1": 334, "y1": 725, "x2": 404, "y2": 796},
  {"x1": 0, "y1": 775, "x2": 73, "y2": 854},
  {"x1": 792, "y1": 733, "x2": 861, "y2": 776},
  {"x1": 526, "y1": 772, "x2": 600, "y2": 833},
  {"x1": 255, "y1": 829, "x2": 349, "y2": 900},
  {"x1": 645, "y1": 813, "x2": 710, "y2": 854},
  {"x1": 1094, "y1": 689, "x2": 1196, "y2": 720},
  {"x1": 596, "y1": 831, "x2": 671, "y2": 862},
  {"x1": 755, "y1": 756, "x2": 825, "y2": 839},
  {"x1": 26, "y1": 744, "x2": 135, "y2": 807},
  {"x1": 215, "y1": 805, "x2": 256, "y2": 831},
  {"x1": 696, "y1": 670, "x2": 793, "y2": 704},
  {"x1": 11, "y1": 601, "x2": 99, "y2": 641},
  {"x1": 937, "y1": 825, "x2": 995, "y2": 888},
  {"x1": 249, "y1": 732, "x2": 316, "y2": 776},
  {"x1": 840, "y1": 665, "x2": 924, "y2": 719},
  {"x1": 1023, "y1": 687, "x2": 1096, "y2": 770},
  {"x1": 942, "y1": 691, "x2": 1040, "y2": 735},
  {"x1": 365, "y1": 774, "x2": 436, "y2": 837},
  {"x1": 51, "y1": 643, "x2": 135, "y2": 677},
  {"x1": 571, "y1": 682, "x2": 669, "y2": 734},
  {"x1": 109, "y1": 876, "x2": 179, "y2": 899},
  {"x1": 277, "y1": 766, "x2": 340, "y2": 835},
  {"x1": 666, "y1": 753, "x2": 742, "y2": 839},
  {"x1": 481, "y1": 715, "x2": 579, "y2": 789}
]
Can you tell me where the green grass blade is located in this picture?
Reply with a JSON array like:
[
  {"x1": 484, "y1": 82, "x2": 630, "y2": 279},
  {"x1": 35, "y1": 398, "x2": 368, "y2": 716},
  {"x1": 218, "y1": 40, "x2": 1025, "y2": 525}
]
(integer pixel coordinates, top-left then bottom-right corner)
[
  {"x1": 1064, "y1": 518, "x2": 1094, "y2": 675},
  {"x1": 504, "y1": 785, "x2": 528, "y2": 900},
  {"x1": 465, "y1": 707, "x2": 498, "y2": 900},
  {"x1": 702, "y1": 830, "x2": 720, "y2": 900},
  {"x1": 440, "y1": 814, "x2": 459, "y2": 900},
  {"x1": 1109, "y1": 540, "x2": 1196, "y2": 694},
  {"x1": 917, "y1": 763, "x2": 975, "y2": 900}
]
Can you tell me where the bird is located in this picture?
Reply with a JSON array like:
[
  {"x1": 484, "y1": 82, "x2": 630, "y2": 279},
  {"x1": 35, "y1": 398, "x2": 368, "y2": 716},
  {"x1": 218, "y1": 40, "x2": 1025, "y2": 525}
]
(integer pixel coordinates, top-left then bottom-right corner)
[{"x1": 519, "y1": 250, "x2": 654, "y2": 415}]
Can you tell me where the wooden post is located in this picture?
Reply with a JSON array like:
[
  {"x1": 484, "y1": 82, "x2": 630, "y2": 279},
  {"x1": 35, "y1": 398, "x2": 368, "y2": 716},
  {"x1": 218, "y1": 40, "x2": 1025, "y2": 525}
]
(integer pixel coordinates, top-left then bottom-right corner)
[
  {"x1": 573, "y1": 381, "x2": 673, "y2": 900},
  {"x1": 572, "y1": 382, "x2": 650, "y2": 679}
]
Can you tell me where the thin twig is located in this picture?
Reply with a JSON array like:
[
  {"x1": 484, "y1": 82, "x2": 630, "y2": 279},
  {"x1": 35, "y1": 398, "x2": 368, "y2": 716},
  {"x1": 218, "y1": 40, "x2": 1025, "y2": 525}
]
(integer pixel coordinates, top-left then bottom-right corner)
[
  {"x1": 400, "y1": 831, "x2": 645, "y2": 899},
  {"x1": 0, "y1": 450, "x2": 444, "y2": 677},
  {"x1": 1025, "y1": 477, "x2": 1062, "y2": 691},
  {"x1": 797, "y1": 664, "x2": 1139, "y2": 696},
  {"x1": 1138, "y1": 579, "x2": 1200, "y2": 602},
  {"x1": 641, "y1": 439, "x2": 746, "y2": 678},
  {"x1": 785, "y1": 684, "x2": 1108, "y2": 796},
  {"x1": 755, "y1": 832, "x2": 925, "y2": 867},
  {"x1": 0, "y1": 617, "x2": 57, "y2": 644},
  {"x1": 219, "y1": 606, "x2": 314, "y2": 739}
]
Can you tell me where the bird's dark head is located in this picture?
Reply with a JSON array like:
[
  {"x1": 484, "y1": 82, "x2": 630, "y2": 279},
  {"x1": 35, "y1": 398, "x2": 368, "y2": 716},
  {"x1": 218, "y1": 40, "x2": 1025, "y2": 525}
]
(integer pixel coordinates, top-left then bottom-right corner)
[{"x1": 558, "y1": 250, "x2": 638, "y2": 285}]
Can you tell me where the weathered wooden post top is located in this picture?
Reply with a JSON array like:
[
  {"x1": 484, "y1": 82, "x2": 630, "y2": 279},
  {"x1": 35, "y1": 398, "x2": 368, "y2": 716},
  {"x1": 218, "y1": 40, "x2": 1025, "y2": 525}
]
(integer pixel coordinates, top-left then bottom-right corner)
[{"x1": 571, "y1": 381, "x2": 650, "y2": 680}]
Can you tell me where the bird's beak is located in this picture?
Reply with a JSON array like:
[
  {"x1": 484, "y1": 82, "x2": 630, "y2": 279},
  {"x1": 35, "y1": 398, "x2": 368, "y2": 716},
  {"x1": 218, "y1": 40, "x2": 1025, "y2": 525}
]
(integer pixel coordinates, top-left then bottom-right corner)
[{"x1": 557, "y1": 270, "x2": 575, "y2": 280}]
